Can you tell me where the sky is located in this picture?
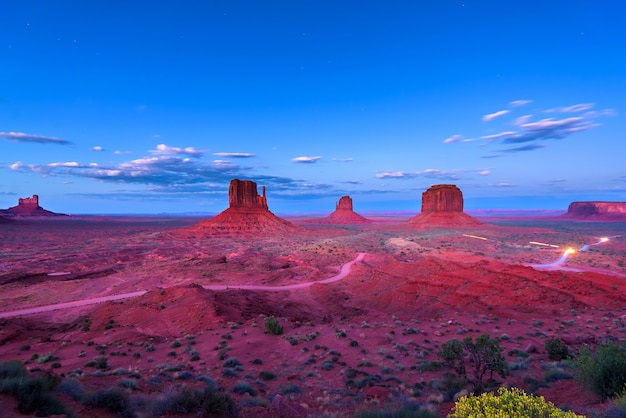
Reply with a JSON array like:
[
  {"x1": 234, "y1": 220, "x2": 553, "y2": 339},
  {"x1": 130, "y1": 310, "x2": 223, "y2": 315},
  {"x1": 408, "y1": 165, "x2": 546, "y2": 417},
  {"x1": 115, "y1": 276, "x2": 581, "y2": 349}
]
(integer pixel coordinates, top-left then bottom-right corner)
[{"x1": 1, "y1": 1, "x2": 625, "y2": 214}]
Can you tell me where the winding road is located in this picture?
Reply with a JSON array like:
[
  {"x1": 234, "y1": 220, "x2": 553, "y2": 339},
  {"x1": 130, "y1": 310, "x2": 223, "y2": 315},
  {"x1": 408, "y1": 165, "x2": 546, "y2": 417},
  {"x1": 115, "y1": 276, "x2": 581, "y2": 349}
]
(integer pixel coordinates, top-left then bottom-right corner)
[{"x1": 0, "y1": 253, "x2": 366, "y2": 319}]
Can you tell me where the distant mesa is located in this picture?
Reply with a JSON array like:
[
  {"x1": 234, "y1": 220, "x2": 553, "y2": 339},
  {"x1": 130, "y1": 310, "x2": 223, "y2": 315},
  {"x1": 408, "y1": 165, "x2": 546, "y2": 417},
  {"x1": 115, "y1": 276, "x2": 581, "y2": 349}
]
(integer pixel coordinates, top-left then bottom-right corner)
[
  {"x1": 324, "y1": 196, "x2": 371, "y2": 224},
  {"x1": 561, "y1": 201, "x2": 626, "y2": 221},
  {"x1": 0, "y1": 195, "x2": 66, "y2": 218},
  {"x1": 408, "y1": 184, "x2": 482, "y2": 228},
  {"x1": 182, "y1": 179, "x2": 302, "y2": 236}
]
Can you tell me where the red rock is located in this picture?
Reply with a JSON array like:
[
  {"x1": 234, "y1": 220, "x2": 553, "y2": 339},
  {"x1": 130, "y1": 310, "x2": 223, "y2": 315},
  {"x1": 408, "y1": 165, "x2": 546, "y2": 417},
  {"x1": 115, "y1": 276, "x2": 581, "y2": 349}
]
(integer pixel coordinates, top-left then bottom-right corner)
[
  {"x1": 0, "y1": 195, "x2": 65, "y2": 218},
  {"x1": 324, "y1": 196, "x2": 371, "y2": 224},
  {"x1": 181, "y1": 179, "x2": 302, "y2": 237},
  {"x1": 562, "y1": 201, "x2": 626, "y2": 221},
  {"x1": 408, "y1": 184, "x2": 482, "y2": 228}
]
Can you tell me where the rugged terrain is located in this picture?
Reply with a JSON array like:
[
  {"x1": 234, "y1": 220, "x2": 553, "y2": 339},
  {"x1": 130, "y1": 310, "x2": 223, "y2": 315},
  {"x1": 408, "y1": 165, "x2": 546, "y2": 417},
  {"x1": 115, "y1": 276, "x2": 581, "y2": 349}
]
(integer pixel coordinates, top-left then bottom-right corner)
[{"x1": 1, "y1": 214, "x2": 626, "y2": 417}]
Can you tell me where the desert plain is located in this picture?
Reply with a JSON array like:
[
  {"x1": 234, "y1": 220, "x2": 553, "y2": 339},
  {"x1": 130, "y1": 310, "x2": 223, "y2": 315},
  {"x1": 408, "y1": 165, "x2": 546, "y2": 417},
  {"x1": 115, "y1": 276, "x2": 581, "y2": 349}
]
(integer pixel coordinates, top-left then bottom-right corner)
[{"x1": 1, "y1": 213, "x2": 626, "y2": 417}]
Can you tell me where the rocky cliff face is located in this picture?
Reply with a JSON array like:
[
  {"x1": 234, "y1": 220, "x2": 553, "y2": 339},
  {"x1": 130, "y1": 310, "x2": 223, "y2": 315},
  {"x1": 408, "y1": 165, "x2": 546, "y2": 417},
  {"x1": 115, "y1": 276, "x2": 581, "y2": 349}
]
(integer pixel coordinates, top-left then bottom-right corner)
[
  {"x1": 421, "y1": 184, "x2": 464, "y2": 213},
  {"x1": 229, "y1": 179, "x2": 268, "y2": 210},
  {"x1": 563, "y1": 201, "x2": 626, "y2": 220},
  {"x1": 182, "y1": 179, "x2": 302, "y2": 237},
  {"x1": 325, "y1": 196, "x2": 371, "y2": 224},
  {"x1": 408, "y1": 184, "x2": 482, "y2": 228}
]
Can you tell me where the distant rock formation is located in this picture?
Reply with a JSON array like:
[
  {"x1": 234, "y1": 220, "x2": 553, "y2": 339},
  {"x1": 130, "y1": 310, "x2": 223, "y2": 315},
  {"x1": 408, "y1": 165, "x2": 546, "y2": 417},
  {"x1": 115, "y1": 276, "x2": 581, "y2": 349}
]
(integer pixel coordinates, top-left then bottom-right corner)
[
  {"x1": 561, "y1": 201, "x2": 626, "y2": 221},
  {"x1": 408, "y1": 184, "x2": 482, "y2": 228},
  {"x1": 0, "y1": 195, "x2": 65, "y2": 218},
  {"x1": 324, "y1": 196, "x2": 371, "y2": 224},
  {"x1": 183, "y1": 179, "x2": 302, "y2": 236}
]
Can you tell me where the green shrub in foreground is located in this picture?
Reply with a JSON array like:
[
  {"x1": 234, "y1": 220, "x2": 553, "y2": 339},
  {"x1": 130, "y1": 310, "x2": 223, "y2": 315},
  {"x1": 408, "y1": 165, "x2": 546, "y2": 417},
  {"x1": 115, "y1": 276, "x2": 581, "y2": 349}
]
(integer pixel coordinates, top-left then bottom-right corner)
[
  {"x1": 448, "y1": 387, "x2": 584, "y2": 418},
  {"x1": 574, "y1": 341, "x2": 626, "y2": 400}
]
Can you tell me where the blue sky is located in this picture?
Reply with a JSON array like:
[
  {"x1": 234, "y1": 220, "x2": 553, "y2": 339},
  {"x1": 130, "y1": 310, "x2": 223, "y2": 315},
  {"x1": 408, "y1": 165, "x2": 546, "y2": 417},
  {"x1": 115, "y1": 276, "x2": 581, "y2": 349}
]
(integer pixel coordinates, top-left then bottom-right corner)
[{"x1": 1, "y1": 1, "x2": 625, "y2": 214}]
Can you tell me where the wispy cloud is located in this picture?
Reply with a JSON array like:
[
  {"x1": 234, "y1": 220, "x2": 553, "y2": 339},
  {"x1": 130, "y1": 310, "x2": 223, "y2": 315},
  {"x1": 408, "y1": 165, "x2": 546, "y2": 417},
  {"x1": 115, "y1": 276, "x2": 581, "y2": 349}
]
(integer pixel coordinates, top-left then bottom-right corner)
[
  {"x1": 489, "y1": 182, "x2": 515, "y2": 187},
  {"x1": 90, "y1": 146, "x2": 104, "y2": 152},
  {"x1": 443, "y1": 134, "x2": 473, "y2": 144},
  {"x1": 343, "y1": 180, "x2": 362, "y2": 184},
  {"x1": 509, "y1": 100, "x2": 532, "y2": 107},
  {"x1": 9, "y1": 162, "x2": 22, "y2": 171},
  {"x1": 149, "y1": 143, "x2": 204, "y2": 157},
  {"x1": 445, "y1": 101, "x2": 612, "y2": 155},
  {"x1": 548, "y1": 103, "x2": 595, "y2": 113},
  {"x1": 114, "y1": 150, "x2": 131, "y2": 155},
  {"x1": 483, "y1": 110, "x2": 510, "y2": 122},
  {"x1": 0, "y1": 131, "x2": 71, "y2": 145},
  {"x1": 501, "y1": 144, "x2": 545, "y2": 153},
  {"x1": 332, "y1": 157, "x2": 354, "y2": 162},
  {"x1": 213, "y1": 152, "x2": 255, "y2": 158},
  {"x1": 376, "y1": 168, "x2": 491, "y2": 180},
  {"x1": 292, "y1": 156, "x2": 322, "y2": 164}
]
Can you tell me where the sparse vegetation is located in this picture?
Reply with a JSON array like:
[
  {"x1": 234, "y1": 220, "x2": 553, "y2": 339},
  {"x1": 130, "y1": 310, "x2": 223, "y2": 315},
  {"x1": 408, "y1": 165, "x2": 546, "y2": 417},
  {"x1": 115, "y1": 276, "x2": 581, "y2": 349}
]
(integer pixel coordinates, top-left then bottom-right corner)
[{"x1": 439, "y1": 334, "x2": 507, "y2": 394}]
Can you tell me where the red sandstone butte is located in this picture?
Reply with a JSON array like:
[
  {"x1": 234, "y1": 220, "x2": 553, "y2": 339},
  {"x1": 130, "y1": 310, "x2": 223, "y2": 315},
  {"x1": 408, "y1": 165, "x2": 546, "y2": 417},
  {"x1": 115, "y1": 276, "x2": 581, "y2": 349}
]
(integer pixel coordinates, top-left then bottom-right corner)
[
  {"x1": 408, "y1": 184, "x2": 482, "y2": 228},
  {"x1": 325, "y1": 196, "x2": 371, "y2": 224},
  {"x1": 0, "y1": 195, "x2": 64, "y2": 218},
  {"x1": 185, "y1": 179, "x2": 302, "y2": 236},
  {"x1": 561, "y1": 201, "x2": 626, "y2": 221}
]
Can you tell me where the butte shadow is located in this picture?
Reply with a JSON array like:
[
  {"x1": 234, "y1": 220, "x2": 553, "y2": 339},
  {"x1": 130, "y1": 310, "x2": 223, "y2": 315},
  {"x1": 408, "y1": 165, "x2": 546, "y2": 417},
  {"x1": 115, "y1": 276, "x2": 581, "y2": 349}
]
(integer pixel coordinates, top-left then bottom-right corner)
[
  {"x1": 176, "y1": 179, "x2": 305, "y2": 237},
  {"x1": 407, "y1": 184, "x2": 483, "y2": 228}
]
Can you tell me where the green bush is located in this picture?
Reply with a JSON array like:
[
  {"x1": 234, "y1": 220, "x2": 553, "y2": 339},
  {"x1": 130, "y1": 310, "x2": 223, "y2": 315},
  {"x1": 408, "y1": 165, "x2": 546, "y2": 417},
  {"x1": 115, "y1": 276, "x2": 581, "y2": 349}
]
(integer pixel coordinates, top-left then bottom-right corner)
[
  {"x1": 264, "y1": 316, "x2": 283, "y2": 335},
  {"x1": 589, "y1": 389, "x2": 626, "y2": 417},
  {"x1": 232, "y1": 381, "x2": 256, "y2": 396},
  {"x1": 439, "y1": 334, "x2": 507, "y2": 394},
  {"x1": 574, "y1": 341, "x2": 626, "y2": 400},
  {"x1": 83, "y1": 388, "x2": 133, "y2": 417},
  {"x1": 545, "y1": 338, "x2": 571, "y2": 361},
  {"x1": 449, "y1": 387, "x2": 583, "y2": 417},
  {"x1": 0, "y1": 365, "x2": 72, "y2": 417}
]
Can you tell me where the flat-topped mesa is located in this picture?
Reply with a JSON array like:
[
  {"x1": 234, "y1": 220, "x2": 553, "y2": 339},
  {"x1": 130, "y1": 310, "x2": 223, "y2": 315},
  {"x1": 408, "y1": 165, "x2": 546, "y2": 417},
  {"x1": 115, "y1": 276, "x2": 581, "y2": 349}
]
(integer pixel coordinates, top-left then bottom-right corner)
[
  {"x1": 182, "y1": 179, "x2": 303, "y2": 237},
  {"x1": 421, "y1": 184, "x2": 464, "y2": 213},
  {"x1": 0, "y1": 194, "x2": 65, "y2": 217},
  {"x1": 408, "y1": 184, "x2": 482, "y2": 228},
  {"x1": 229, "y1": 179, "x2": 268, "y2": 210},
  {"x1": 562, "y1": 201, "x2": 626, "y2": 221},
  {"x1": 325, "y1": 196, "x2": 371, "y2": 224}
]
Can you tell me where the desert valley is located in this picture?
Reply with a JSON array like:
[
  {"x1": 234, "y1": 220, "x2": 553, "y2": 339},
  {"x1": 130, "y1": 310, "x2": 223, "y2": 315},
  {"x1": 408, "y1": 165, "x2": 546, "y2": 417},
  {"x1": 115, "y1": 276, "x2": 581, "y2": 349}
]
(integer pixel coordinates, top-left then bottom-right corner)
[{"x1": 1, "y1": 181, "x2": 626, "y2": 417}]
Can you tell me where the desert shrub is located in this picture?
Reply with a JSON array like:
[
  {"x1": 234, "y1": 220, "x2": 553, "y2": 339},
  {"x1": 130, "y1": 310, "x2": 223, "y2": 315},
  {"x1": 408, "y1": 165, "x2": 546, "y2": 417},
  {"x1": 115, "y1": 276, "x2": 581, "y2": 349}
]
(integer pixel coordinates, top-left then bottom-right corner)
[
  {"x1": 280, "y1": 384, "x2": 301, "y2": 394},
  {"x1": 264, "y1": 316, "x2": 283, "y2": 335},
  {"x1": 0, "y1": 359, "x2": 27, "y2": 379},
  {"x1": 170, "y1": 339, "x2": 182, "y2": 348},
  {"x1": 222, "y1": 357, "x2": 242, "y2": 368},
  {"x1": 439, "y1": 334, "x2": 507, "y2": 394},
  {"x1": 589, "y1": 389, "x2": 626, "y2": 417},
  {"x1": 19, "y1": 344, "x2": 31, "y2": 351},
  {"x1": 545, "y1": 338, "x2": 571, "y2": 361},
  {"x1": 574, "y1": 341, "x2": 626, "y2": 400},
  {"x1": 1, "y1": 369, "x2": 72, "y2": 417},
  {"x1": 58, "y1": 378, "x2": 86, "y2": 401},
  {"x1": 259, "y1": 371, "x2": 277, "y2": 381},
  {"x1": 37, "y1": 352, "x2": 59, "y2": 364},
  {"x1": 83, "y1": 387, "x2": 133, "y2": 417},
  {"x1": 232, "y1": 381, "x2": 256, "y2": 396},
  {"x1": 449, "y1": 387, "x2": 584, "y2": 418}
]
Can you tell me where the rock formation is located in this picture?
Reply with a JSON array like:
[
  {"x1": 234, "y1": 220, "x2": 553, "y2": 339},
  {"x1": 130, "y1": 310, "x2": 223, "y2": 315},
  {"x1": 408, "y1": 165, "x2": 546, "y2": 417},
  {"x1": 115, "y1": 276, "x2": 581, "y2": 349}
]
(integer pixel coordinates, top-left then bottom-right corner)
[
  {"x1": 561, "y1": 201, "x2": 626, "y2": 221},
  {"x1": 0, "y1": 195, "x2": 65, "y2": 217},
  {"x1": 324, "y1": 196, "x2": 371, "y2": 224},
  {"x1": 184, "y1": 179, "x2": 302, "y2": 236},
  {"x1": 408, "y1": 184, "x2": 482, "y2": 228}
]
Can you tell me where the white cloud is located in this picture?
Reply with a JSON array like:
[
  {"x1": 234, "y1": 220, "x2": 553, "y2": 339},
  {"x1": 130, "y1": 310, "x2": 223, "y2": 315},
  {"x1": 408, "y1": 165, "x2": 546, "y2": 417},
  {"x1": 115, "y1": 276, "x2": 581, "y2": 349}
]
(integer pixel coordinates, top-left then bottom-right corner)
[
  {"x1": 481, "y1": 131, "x2": 517, "y2": 141},
  {"x1": 91, "y1": 146, "x2": 104, "y2": 152},
  {"x1": 443, "y1": 135, "x2": 475, "y2": 144},
  {"x1": 509, "y1": 100, "x2": 532, "y2": 107},
  {"x1": 49, "y1": 161, "x2": 80, "y2": 167},
  {"x1": 332, "y1": 157, "x2": 354, "y2": 162},
  {"x1": 9, "y1": 161, "x2": 22, "y2": 171},
  {"x1": 114, "y1": 150, "x2": 131, "y2": 155},
  {"x1": 560, "y1": 103, "x2": 594, "y2": 113},
  {"x1": 292, "y1": 156, "x2": 321, "y2": 163},
  {"x1": 478, "y1": 169, "x2": 491, "y2": 176},
  {"x1": 490, "y1": 182, "x2": 515, "y2": 187},
  {"x1": 149, "y1": 143, "x2": 204, "y2": 157},
  {"x1": 213, "y1": 152, "x2": 255, "y2": 158},
  {"x1": 513, "y1": 115, "x2": 533, "y2": 126},
  {"x1": 483, "y1": 110, "x2": 510, "y2": 122}
]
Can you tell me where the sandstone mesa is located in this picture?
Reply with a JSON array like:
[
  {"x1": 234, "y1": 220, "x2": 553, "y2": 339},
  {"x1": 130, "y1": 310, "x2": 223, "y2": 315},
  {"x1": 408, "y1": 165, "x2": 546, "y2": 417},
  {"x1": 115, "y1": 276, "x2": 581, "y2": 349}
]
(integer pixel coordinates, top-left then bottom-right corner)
[{"x1": 408, "y1": 184, "x2": 483, "y2": 228}]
